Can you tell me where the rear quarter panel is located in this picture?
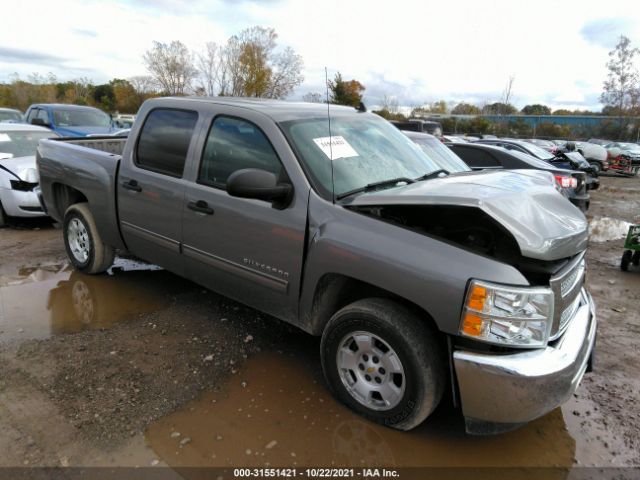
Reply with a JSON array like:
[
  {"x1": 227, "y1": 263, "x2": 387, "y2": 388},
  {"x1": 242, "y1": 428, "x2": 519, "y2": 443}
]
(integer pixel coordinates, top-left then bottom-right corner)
[{"x1": 37, "y1": 139, "x2": 125, "y2": 250}]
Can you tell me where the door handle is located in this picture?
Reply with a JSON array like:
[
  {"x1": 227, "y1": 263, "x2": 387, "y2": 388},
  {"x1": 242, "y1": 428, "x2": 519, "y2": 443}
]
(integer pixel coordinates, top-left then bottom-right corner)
[
  {"x1": 122, "y1": 179, "x2": 142, "y2": 192},
  {"x1": 187, "y1": 200, "x2": 214, "y2": 215}
]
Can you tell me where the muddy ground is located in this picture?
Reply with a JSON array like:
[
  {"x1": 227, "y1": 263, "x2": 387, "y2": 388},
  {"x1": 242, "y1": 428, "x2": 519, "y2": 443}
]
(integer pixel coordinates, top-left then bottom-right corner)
[{"x1": 0, "y1": 175, "x2": 639, "y2": 478}]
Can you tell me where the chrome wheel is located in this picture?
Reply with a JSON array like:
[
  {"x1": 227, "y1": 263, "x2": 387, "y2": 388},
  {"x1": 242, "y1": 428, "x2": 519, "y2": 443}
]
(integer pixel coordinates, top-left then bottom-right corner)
[
  {"x1": 67, "y1": 217, "x2": 90, "y2": 264},
  {"x1": 336, "y1": 330, "x2": 406, "y2": 411}
]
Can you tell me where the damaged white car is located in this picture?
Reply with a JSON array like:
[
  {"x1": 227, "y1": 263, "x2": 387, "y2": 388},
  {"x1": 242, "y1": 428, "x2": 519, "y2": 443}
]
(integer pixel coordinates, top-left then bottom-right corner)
[{"x1": 0, "y1": 124, "x2": 57, "y2": 226}]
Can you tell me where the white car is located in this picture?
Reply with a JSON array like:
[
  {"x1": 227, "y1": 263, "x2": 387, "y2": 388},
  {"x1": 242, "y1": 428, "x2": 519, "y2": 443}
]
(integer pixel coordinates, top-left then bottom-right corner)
[
  {"x1": 0, "y1": 107, "x2": 23, "y2": 123},
  {"x1": 0, "y1": 124, "x2": 58, "y2": 226}
]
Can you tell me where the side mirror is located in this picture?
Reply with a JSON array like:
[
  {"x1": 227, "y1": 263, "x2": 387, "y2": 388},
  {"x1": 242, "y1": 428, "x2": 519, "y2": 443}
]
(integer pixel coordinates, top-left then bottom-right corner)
[
  {"x1": 31, "y1": 118, "x2": 49, "y2": 127},
  {"x1": 226, "y1": 168, "x2": 292, "y2": 207}
]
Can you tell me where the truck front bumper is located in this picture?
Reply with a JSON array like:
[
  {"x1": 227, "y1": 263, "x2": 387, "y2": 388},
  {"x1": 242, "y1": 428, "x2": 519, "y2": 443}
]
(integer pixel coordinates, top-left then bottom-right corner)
[{"x1": 453, "y1": 288, "x2": 596, "y2": 435}]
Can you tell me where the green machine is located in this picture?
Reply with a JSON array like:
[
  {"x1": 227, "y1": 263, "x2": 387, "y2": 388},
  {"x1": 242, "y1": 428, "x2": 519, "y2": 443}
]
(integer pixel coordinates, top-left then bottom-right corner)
[{"x1": 621, "y1": 225, "x2": 640, "y2": 271}]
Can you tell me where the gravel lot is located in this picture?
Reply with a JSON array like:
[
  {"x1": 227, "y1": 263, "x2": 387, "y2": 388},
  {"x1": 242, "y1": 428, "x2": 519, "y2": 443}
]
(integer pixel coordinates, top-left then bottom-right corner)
[{"x1": 0, "y1": 174, "x2": 639, "y2": 475}]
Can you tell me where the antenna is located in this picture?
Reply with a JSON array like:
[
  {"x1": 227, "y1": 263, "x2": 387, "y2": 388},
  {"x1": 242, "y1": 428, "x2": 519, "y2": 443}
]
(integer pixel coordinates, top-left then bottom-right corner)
[{"x1": 325, "y1": 67, "x2": 335, "y2": 204}]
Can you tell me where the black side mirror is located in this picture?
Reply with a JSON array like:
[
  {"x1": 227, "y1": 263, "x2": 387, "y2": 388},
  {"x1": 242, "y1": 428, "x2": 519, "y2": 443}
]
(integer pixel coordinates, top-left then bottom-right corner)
[
  {"x1": 31, "y1": 118, "x2": 49, "y2": 127},
  {"x1": 227, "y1": 168, "x2": 292, "y2": 207}
]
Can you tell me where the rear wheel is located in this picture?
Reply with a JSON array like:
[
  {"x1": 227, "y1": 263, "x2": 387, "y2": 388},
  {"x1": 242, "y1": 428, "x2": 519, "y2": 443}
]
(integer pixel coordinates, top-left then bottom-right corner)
[
  {"x1": 63, "y1": 203, "x2": 114, "y2": 274},
  {"x1": 320, "y1": 298, "x2": 445, "y2": 431},
  {"x1": 589, "y1": 162, "x2": 601, "y2": 174},
  {"x1": 0, "y1": 202, "x2": 7, "y2": 228},
  {"x1": 621, "y1": 250, "x2": 632, "y2": 272}
]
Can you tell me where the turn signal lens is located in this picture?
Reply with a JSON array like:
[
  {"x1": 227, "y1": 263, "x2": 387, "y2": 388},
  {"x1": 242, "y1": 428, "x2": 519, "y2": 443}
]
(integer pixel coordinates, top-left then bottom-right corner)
[{"x1": 460, "y1": 280, "x2": 554, "y2": 348}]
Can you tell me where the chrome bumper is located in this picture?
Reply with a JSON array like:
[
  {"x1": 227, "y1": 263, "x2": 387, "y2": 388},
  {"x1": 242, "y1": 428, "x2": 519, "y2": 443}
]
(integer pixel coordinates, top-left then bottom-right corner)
[{"x1": 453, "y1": 288, "x2": 596, "y2": 435}]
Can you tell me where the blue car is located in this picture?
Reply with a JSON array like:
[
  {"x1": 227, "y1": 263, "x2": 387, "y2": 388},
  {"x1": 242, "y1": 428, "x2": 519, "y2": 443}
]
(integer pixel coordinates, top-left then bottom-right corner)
[{"x1": 25, "y1": 104, "x2": 117, "y2": 137}]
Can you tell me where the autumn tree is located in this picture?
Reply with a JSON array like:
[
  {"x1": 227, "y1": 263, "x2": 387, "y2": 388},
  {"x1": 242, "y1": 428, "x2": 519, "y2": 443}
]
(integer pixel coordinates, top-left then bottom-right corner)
[
  {"x1": 451, "y1": 102, "x2": 481, "y2": 115},
  {"x1": 521, "y1": 104, "x2": 551, "y2": 115},
  {"x1": 143, "y1": 40, "x2": 197, "y2": 95},
  {"x1": 194, "y1": 27, "x2": 304, "y2": 98},
  {"x1": 329, "y1": 72, "x2": 365, "y2": 107}
]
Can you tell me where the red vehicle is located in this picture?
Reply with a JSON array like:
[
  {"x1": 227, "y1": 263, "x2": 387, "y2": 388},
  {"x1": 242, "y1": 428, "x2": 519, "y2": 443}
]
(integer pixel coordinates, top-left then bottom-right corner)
[{"x1": 606, "y1": 145, "x2": 639, "y2": 176}]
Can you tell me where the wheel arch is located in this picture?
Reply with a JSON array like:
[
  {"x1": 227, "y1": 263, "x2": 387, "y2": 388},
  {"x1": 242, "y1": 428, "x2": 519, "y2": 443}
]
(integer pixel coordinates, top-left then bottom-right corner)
[{"x1": 303, "y1": 273, "x2": 443, "y2": 340}]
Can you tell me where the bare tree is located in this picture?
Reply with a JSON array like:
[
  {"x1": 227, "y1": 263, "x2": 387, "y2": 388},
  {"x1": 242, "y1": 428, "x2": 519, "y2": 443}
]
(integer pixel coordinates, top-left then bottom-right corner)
[
  {"x1": 196, "y1": 41, "x2": 227, "y2": 96},
  {"x1": 128, "y1": 75, "x2": 157, "y2": 95},
  {"x1": 265, "y1": 46, "x2": 304, "y2": 98},
  {"x1": 381, "y1": 94, "x2": 399, "y2": 114},
  {"x1": 198, "y1": 26, "x2": 304, "y2": 99},
  {"x1": 500, "y1": 75, "x2": 516, "y2": 115},
  {"x1": 143, "y1": 41, "x2": 198, "y2": 95},
  {"x1": 601, "y1": 35, "x2": 640, "y2": 115},
  {"x1": 302, "y1": 92, "x2": 323, "y2": 103}
]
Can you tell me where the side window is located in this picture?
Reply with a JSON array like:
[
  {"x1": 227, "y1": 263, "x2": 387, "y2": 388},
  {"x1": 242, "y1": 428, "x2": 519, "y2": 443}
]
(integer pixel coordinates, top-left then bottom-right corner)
[
  {"x1": 36, "y1": 109, "x2": 49, "y2": 123},
  {"x1": 198, "y1": 116, "x2": 283, "y2": 188},
  {"x1": 455, "y1": 147, "x2": 501, "y2": 168},
  {"x1": 26, "y1": 109, "x2": 37, "y2": 123},
  {"x1": 136, "y1": 109, "x2": 198, "y2": 177}
]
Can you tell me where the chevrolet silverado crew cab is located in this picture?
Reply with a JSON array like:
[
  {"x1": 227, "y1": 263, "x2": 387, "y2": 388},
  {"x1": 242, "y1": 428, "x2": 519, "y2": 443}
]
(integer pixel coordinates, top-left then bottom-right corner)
[{"x1": 37, "y1": 97, "x2": 596, "y2": 434}]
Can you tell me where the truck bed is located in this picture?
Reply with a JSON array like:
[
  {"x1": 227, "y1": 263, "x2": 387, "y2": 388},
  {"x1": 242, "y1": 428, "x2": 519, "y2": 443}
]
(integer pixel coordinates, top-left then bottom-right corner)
[{"x1": 37, "y1": 137, "x2": 126, "y2": 250}]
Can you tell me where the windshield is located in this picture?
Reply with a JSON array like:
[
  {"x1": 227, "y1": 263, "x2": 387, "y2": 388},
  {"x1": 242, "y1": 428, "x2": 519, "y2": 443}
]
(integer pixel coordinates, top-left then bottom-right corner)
[
  {"x1": 280, "y1": 114, "x2": 443, "y2": 198},
  {"x1": 53, "y1": 108, "x2": 111, "y2": 127},
  {"x1": 409, "y1": 137, "x2": 470, "y2": 173},
  {"x1": 520, "y1": 142, "x2": 555, "y2": 160},
  {"x1": 0, "y1": 111, "x2": 22, "y2": 123},
  {"x1": 0, "y1": 130, "x2": 56, "y2": 158}
]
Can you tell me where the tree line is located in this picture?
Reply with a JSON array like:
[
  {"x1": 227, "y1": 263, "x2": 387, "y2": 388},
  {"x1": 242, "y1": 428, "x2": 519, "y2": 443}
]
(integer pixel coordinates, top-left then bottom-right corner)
[{"x1": 0, "y1": 26, "x2": 305, "y2": 113}]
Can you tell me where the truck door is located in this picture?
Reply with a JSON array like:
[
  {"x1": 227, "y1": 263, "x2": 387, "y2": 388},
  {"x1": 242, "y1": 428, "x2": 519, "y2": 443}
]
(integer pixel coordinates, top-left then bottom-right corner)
[
  {"x1": 118, "y1": 108, "x2": 200, "y2": 275},
  {"x1": 181, "y1": 113, "x2": 308, "y2": 322}
]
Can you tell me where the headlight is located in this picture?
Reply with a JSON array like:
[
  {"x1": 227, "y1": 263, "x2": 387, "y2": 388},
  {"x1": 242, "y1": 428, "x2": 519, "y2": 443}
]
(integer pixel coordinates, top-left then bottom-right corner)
[{"x1": 460, "y1": 280, "x2": 554, "y2": 348}]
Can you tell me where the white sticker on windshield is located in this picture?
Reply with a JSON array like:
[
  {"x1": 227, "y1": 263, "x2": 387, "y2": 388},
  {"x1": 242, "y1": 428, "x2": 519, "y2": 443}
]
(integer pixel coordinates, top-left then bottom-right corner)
[
  {"x1": 0, "y1": 134, "x2": 11, "y2": 142},
  {"x1": 313, "y1": 136, "x2": 359, "y2": 160}
]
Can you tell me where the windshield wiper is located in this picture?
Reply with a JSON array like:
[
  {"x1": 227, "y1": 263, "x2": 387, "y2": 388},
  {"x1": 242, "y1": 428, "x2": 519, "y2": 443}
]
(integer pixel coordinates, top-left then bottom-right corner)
[
  {"x1": 414, "y1": 169, "x2": 449, "y2": 181},
  {"x1": 336, "y1": 177, "x2": 415, "y2": 201}
]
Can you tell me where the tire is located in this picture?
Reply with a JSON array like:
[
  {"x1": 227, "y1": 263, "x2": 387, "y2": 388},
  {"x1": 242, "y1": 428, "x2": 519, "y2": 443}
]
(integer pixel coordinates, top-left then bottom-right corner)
[
  {"x1": 0, "y1": 201, "x2": 7, "y2": 228},
  {"x1": 621, "y1": 250, "x2": 632, "y2": 272},
  {"x1": 589, "y1": 162, "x2": 601, "y2": 174},
  {"x1": 320, "y1": 298, "x2": 445, "y2": 431},
  {"x1": 63, "y1": 203, "x2": 114, "y2": 274},
  {"x1": 632, "y1": 251, "x2": 640, "y2": 267}
]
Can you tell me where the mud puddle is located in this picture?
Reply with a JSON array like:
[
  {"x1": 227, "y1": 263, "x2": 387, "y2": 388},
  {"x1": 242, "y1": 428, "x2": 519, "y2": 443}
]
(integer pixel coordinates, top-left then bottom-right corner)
[
  {"x1": 0, "y1": 258, "x2": 193, "y2": 344},
  {"x1": 146, "y1": 342, "x2": 590, "y2": 476}
]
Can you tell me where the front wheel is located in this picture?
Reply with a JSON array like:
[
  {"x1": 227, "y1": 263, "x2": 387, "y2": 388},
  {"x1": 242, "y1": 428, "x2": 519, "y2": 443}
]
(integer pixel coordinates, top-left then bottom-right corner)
[
  {"x1": 63, "y1": 203, "x2": 114, "y2": 274},
  {"x1": 621, "y1": 250, "x2": 632, "y2": 272},
  {"x1": 589, "y1": 162, "x2": 601, "y2": 174},
  {"x1": 320, "y1": 298, "x2": 445, "y2": 431}
]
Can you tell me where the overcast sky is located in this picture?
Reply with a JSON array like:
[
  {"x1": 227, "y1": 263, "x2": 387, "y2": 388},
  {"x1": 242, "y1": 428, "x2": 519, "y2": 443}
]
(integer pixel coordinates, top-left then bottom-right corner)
[{"x1": 2, "y1": 0, "x2": 639, "y2": 111}]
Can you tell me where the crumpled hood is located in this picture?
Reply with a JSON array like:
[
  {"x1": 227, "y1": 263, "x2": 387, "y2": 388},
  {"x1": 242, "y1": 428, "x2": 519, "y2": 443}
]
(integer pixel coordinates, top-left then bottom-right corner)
[
  {"x1": 0, "y1": 155, "x2": 38, "y2": 182},
  {"x1": 346, "y1": 170, "x2": 588, "y2": 261},
  {"x1": 54, "y1": 125, "x2": 116, "y2": 137}
]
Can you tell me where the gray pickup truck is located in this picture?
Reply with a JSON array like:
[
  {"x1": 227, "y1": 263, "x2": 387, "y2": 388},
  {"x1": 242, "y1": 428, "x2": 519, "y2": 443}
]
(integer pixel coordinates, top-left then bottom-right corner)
[{"x1": 37, "y1": 97, "x2": 596, "y2": 434}]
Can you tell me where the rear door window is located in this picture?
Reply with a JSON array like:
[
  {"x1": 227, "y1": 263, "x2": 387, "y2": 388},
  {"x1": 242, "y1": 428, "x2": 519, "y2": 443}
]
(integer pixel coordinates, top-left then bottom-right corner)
[
  {"x1": 454, "y1": 146, "x2": 501, "y2": 168},
  {"x1": 136, "y1": 109, "x2": 198, "y2": 177}
]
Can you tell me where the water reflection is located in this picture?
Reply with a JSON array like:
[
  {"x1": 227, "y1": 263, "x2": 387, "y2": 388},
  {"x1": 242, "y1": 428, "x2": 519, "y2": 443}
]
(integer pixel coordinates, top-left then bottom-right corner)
[
  {"x1": 0, "y1": 259, "x2": 193, "y2": 343},
  {"x1": 146, "y1": 350, "x2": 575, "y2": 478}
]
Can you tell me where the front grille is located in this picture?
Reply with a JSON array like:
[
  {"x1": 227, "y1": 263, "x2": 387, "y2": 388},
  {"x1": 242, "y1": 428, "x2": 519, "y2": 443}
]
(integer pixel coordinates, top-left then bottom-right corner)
[{"x1": 549, "y1": 252, "x2": 585, "y2": 339}]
